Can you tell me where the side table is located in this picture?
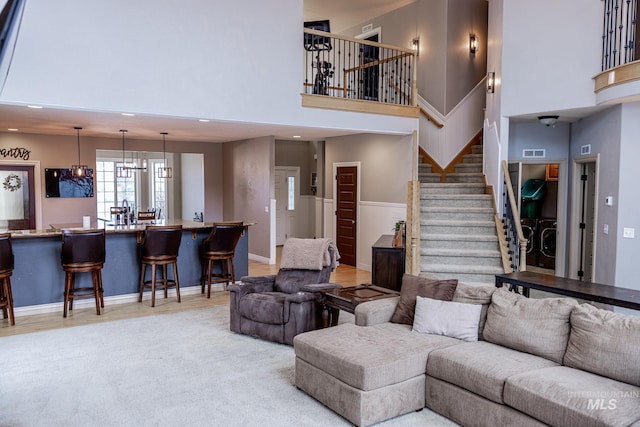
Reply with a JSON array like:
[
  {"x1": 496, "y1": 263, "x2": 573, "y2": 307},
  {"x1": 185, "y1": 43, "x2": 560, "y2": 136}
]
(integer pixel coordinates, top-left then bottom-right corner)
[{"x1": 321, "y1": 284, "x2": 400, "y2": 327}]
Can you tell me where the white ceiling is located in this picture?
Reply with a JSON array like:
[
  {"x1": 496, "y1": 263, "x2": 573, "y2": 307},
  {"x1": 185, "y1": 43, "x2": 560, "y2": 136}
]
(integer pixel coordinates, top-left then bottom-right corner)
[{"x1": 0, "y1": 0, "x2": 408, "y2": 143}]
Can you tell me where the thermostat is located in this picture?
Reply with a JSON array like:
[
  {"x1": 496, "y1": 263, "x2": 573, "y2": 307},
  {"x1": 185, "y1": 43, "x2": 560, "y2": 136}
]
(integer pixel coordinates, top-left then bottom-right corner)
[{"x1": 605, "y1": 196, "x2": 613, "y2": 206}]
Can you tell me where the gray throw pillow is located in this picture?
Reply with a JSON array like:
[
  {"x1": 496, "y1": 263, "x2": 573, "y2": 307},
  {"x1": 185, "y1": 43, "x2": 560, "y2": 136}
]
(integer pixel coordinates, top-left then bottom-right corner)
[
  {"x1": 390, "y1": 274, "x2": 458, "y2": 325},
  {"x1": 564, "y1": 303, "x2": 640, "y2": 387},
  {"x1": 483, "y1": 288, "x2": 578, "y2": 364}
]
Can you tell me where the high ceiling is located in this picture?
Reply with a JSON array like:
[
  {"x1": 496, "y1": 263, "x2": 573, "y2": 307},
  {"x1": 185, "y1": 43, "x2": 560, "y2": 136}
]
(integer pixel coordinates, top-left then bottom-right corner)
[{"x1": 0, "y1": 0, "x2": 409, "y2": 143}]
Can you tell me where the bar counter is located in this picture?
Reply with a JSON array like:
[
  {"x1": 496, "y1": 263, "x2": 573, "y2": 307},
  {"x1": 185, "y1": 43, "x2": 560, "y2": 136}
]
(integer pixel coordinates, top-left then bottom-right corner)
[{"x1": 4, "y1": 220, "x2": 253, "y2": 312}]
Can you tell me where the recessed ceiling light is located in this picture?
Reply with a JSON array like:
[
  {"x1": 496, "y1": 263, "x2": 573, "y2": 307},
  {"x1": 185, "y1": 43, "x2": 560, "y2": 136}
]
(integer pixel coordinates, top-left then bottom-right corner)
[
  {"x1": 7, "y1": 128, "x2": 19, "y2": 131},
  {"x1": 293, "y1": 135, "x2": 301, "y2": 138},
  {"x1": 27, "y1": 105, "x2": 43, "y2": 109},
  {"x1": 121, "y1": 112, "x2": 135, "y2": 116},
  {"x1": 198, "y1": 119, "x2": 210, "y2": 123}
]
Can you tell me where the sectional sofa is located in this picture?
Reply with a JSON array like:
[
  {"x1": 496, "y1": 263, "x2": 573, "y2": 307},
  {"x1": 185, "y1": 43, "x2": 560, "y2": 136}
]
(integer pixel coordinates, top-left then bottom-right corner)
[{"x1": 293, "y1": 278, "x2": 640, "y2": 426}]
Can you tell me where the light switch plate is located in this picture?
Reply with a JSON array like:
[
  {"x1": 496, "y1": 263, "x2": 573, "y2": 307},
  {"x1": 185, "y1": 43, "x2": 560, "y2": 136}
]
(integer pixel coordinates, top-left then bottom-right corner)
[
  {"x1": 604, "y1": 224, "x2": 609, "y2": 234},
  {"x1": 623, "y1": 228, "x2": 635, "y2": 238}
]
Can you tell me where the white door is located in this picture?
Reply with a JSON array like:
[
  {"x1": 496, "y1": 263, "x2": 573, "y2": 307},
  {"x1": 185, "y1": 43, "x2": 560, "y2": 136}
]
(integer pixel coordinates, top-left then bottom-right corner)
[{"x1": 275, "y1": 167, "x2": 299, "y2": 245}]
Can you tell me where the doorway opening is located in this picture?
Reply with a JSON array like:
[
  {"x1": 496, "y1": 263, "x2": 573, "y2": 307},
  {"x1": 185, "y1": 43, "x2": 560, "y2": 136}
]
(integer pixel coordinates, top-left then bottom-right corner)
[
  {"x1": 275, "y1": 167, "x2": 300, "y2": 245},
  {"x1": 356, "y1": 27, "x2": 381, "y2": 102}
]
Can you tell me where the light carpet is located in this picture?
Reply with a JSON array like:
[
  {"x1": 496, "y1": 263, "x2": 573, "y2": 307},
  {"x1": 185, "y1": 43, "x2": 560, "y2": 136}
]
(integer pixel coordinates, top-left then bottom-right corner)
[{"x1": 0, "y1": 306, "x2": 457, "y2": 427}]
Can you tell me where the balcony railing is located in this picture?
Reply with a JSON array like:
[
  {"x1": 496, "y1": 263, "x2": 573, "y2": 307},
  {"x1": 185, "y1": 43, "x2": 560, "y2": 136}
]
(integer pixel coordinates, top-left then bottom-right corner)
[
  {"x1": 602, "y1": 0, "x2": 638, "y2": 70},
  {"x1": 303, "y1": 29, "x2": 417, "y2": 107}
]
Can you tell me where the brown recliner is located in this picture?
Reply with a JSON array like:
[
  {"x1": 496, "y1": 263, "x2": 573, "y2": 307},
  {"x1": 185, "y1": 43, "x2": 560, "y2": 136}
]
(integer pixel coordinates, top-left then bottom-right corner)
[{"x1": 228, "y1": 239, "x2": 340, "y2": 345}]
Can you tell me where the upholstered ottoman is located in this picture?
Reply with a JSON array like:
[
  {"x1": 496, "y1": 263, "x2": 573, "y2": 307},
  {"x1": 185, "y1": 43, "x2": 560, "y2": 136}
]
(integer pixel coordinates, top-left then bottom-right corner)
[{"x1": 293, "y1": 322, "x2": 461, "y2": 426}]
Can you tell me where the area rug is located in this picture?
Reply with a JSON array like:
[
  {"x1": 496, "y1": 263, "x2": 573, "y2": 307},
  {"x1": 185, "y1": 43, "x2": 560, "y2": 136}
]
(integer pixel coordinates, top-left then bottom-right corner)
[{"x1": 0, "y1": 306, "x2": 456, "y2": 427}]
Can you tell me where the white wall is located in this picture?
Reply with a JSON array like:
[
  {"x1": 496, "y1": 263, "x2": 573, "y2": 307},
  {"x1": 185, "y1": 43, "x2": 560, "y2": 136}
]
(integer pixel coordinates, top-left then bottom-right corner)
[{"x1": 1, "y1": 0, "x2": 417, "y2": 137}]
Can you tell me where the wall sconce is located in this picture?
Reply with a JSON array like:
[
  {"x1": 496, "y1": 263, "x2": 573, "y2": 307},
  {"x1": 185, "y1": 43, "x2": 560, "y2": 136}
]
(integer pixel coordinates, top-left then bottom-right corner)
[
  {"x1": 411, "y1": 37, "x2": 420, "y2": 56},
  {"x1": 71, "y1": 127, "x2": 89, "y2": 177},
  {"x1": 469, "y1": 33, "x2": 478, "y2": 54},
  {"x1": 486, "y1": 71, "x2": 495, "y2": 93},
  {"x1": 157, "y1": 132, "x2": 173, "y2": 179},
  {"x1": 538, "y1": 115, "x2": 559, "y2": 127},
  {"x1": 116, "y1": 129, "x2": 131, "y2": 178}
]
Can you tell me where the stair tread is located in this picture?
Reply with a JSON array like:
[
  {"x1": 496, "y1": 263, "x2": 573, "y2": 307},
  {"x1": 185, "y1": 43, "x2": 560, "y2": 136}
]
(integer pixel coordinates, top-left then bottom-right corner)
[
  {"x1": 421, "y1": 248, "x2": 501, "y2": 257},
  {"x1": 421, "y1": 182, "x2": 485, "y2": 187},
  {"x1": 422, "y1": 219, "x2": 495, "y2": 226},
  {"x1": 422, "y1": 234, "x2": 498, "y2": 241},
  {"x1": 421, "y1": 264, "x2": 504, "y2": 274},
  {"x1": 422, "y1": 206, "x2": 494, "y2": 212},
  {"x1": 421, "y1": 194, "x2": 492, "y2": 199}
]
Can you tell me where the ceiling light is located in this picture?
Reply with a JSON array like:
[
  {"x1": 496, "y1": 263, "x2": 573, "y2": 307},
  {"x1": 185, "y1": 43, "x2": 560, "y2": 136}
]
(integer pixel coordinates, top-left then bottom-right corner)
[
  {"x1": 538, "y1": 115, "x2": 559, "y2": 127},
  {"x1": 198, "y1": 119, "x2": 210, "y2": 123},
  {"x1": 27, "y1": 105, "x2": 43, "y2": 109},
  {"x1": 121, "y1": 112, "x2": 135, "y2": 117},
  {"x1": 157, "y1": 132, "x2": 173, "y2": 179},
  {"x1": 71, "y1": 127, "x2": 89, "y2": 177},
  {"x1": 7, "y1": 128, "x2": 18, "y2": 131},
  {"x1": 293, "y1": 135, "x2": 301, "y2": 138},
  {"x1": 116, "y1": 130, "x2": 132, "y2": 178}
]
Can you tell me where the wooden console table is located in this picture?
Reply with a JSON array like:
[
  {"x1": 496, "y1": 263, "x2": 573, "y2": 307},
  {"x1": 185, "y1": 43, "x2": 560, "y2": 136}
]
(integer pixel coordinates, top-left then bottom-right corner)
[
  {"x1": 495, "y1": 271, "x2": 640, "y2": 311},
  {"x1": 371, "y1": 235, "x2": 405, "y2": 291}
]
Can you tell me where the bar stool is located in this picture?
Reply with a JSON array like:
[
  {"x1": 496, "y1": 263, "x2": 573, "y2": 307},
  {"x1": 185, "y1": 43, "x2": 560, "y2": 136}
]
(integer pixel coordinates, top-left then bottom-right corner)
[
  {"x1": 138, "y1": 225, "x2": 182, "y2": 307},
  {"x1": 61, "y1": 229, "x2": 106, "y2": 318},
  {"x1": 0, "y1": 233, "x2": 15, "y2": 326},
  {"x1": 200, "y1": 221, "x2": 244, "y2": 297}
]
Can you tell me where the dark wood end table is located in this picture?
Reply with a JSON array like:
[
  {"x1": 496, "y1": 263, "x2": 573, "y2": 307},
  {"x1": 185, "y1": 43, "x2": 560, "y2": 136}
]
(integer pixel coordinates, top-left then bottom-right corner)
[{"x1": 321, "y1": 284, "x2": 400, "y2": 327}]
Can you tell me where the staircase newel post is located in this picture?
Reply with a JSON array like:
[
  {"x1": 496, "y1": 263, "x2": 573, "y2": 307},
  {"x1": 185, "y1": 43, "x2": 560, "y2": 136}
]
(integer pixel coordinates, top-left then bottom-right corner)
[{"x1": 406, "y1": 180, "x2": 420, "y2": 276}]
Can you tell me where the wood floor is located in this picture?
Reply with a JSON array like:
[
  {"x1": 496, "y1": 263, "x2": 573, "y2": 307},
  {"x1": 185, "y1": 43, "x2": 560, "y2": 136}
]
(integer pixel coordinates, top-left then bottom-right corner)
[{"x1": 0, "y1": 251, "x2": 371, "y2": 337}]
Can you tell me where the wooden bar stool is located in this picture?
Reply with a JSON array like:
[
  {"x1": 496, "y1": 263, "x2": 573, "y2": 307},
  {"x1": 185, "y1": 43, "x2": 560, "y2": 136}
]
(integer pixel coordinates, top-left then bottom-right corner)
[
  {"x1": 138, "y1": 225, "x2": 182, "y2": 307},
  {"x1": 0, "y1": 233, "x2": 15, "y2": 326},
  {"x1": 200, "y1": 221, "x2": 244, "y2": 297},
  {"x1": 61, "y1": 229, "x2": 106, "y2": 318}
]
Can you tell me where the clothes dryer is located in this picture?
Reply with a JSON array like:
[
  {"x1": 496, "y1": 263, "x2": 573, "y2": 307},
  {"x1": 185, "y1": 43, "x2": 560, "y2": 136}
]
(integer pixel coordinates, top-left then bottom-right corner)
[
  {"x1": 538, "y1": 218, "x2": 557, "y2": 270},
  {"x1": 520, "y1": 218, "x2": 538, "y2": 266}
]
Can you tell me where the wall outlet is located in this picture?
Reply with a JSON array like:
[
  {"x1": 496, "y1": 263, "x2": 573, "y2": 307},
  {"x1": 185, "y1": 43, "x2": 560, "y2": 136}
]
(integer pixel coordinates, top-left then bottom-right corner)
[
  {"x1": 623, "y1": 228, "x2": 635, "y2": 238},
  {"x1": 604, "y1": 224, "x2": 608, "y2": 234},
  {"x1": 264, "y1": 206, "x2": 269, "y2": 213}
]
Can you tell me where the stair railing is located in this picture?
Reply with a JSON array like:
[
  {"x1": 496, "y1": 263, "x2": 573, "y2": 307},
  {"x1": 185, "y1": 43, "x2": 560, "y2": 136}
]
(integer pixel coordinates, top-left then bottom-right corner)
[
  {"x1": 303, "y1": 28, "x2": 417, "y2": 106},
  {"x1": 501, "y1": 160, "x2": 528, "y2": 271}
]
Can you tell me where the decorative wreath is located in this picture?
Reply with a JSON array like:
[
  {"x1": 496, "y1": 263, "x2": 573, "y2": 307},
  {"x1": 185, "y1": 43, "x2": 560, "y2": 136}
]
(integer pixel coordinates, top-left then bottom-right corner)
[{"x1": 2, "y1": 173, "x2": 22, "y2": 192}]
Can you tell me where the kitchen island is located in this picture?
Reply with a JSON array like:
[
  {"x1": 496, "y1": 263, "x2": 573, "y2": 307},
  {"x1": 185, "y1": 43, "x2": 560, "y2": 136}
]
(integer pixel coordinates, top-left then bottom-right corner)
[{"x1": 5, "y1": 220, "x2": 252, "y2": 313}]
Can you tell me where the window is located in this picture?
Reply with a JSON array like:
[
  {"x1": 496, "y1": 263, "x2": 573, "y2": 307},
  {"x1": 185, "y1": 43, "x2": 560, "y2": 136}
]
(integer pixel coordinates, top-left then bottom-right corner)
[
  {"x1": 151, "y1": 160, "x2": 167, "y2": 219},
  {"x1": 96, "y1": 160, "x2": 137, "y2": 221},
  {"x1": 287, "y1": 176, "x2": 295, "y2": 211}
]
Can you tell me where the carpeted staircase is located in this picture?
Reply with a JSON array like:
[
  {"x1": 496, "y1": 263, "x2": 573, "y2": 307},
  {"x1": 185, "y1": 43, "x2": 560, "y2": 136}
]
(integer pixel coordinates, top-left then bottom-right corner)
[{"x1": 419, "y1": 145, "x2": 505, "y2": 285}]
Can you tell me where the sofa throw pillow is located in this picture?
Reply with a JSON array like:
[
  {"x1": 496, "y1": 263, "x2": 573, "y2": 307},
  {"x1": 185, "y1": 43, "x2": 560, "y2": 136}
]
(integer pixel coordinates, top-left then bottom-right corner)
[
  {"x1": 564, "y1": 303, "x2": 640, "y2": 387},
  {"x1": 412, "y1": 296, "x2": 482, "y2": 342},
  {"x1": 390, "y1": 274, "x2": 458, "y2": 325},
  {"x1": 483, "y1": 288, "x2": 578, "y2": 364},
  {"x1": 452, "y1": 283, "x2": 496, "y2": 340}
]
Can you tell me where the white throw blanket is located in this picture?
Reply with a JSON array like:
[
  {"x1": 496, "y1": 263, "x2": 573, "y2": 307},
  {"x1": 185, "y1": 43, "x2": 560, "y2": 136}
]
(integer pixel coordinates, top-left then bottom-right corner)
[{"x1": 279, "y1": 238, "x2": 340, "y2": 271}]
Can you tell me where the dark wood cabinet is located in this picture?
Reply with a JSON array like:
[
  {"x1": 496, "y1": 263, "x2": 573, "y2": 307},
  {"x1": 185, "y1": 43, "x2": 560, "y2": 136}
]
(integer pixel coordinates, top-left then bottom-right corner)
[{"x1": 371, "y1": 234, "x2": 405, "y2": 291}]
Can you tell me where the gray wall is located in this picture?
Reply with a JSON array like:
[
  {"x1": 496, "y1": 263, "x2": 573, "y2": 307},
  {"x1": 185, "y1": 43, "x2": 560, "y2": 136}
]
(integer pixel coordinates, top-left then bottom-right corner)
[
  {"x1": 275, "y1": 140, "x2": 316, "y2": 196},
  {"x1": 509, "y1": 122, "x2": 571, "y2": 161},
  {"x1": 223, "y1": 136, "x2": 274, "y2": 259},
  {"x1": 324, "y1": 133, "x2": 413, "y2": 203},
  {"x1": 341, "y1": 0, "x2": 487, "y2": 115}
]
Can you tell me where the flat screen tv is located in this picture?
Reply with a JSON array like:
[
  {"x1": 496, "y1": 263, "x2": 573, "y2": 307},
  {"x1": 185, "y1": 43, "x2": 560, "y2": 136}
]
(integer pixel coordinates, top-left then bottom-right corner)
[{"x1": 45, "y1": 168, "x2": 94, "y2": 198}]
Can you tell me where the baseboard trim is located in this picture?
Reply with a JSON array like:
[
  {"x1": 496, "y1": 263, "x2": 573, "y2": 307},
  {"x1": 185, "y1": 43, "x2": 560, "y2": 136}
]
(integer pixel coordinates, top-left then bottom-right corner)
[{"x1": 13, "y1": 283, "x2": 229, "y2": 317}]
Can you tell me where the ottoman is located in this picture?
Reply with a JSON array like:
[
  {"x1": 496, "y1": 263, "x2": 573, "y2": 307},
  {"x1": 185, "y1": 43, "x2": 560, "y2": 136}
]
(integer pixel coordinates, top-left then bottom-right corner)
[{"x1": 293, "y1": 322, "x2": 462, "y2": 426}]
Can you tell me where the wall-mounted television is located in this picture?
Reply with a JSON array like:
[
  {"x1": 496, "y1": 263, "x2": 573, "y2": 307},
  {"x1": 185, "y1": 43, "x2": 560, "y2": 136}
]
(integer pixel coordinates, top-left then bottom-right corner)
[{"x1": 45, "y1": 168, "x2": 94, "y2": 198}]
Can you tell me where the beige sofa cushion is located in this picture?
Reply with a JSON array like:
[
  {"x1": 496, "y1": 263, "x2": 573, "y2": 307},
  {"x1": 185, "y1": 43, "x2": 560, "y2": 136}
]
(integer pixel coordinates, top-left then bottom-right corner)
[
  {"x1": 390, "y1": 274, "x2": 458, "y2": 325},
  {"x1": 452, "y1": 283, "x2": 495, "y2": 340},
  {"x1": 483, "y1": 288, "x2": 578, "y2": 363},
  {"x1": 426, "y1": 341, "x2": 557, "y2": 404},
  {"x1": 505, "y1": 366, "x2": 640, "y2": 427},
  {"x1": 564, "y1": 303, "x2": 640, "y2": 387},
  {"x1": 294, "y1": 322, "x2": 460, "y2": 391}
]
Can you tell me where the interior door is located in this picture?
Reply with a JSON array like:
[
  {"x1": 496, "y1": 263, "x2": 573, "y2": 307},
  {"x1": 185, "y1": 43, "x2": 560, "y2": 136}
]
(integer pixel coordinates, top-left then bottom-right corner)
[
  {"x1": 0, "y1": 165, "x2": 36, "y2": 229},
  {"x1": 361, "y1": 34, "x2": 379, "y2": 101},
  {"x1": 336, "y1": 166, "x2": 357, "y2": 266},
  {"x1": 579, "y1": 162, "x2": 597, "y2": 281}
]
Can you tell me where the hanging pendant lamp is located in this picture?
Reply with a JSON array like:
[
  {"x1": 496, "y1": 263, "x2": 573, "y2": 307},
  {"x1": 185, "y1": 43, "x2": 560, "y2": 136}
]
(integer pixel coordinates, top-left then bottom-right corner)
[
  {"x1": 116, "y1": 130, "x2": 131, "y2": 178},
  {"x1": 71, "y1": 127, "x2": 89, "y2": 177},
  {"x1": 157, "y1": 132, "x2": 172, "y2": 178}
]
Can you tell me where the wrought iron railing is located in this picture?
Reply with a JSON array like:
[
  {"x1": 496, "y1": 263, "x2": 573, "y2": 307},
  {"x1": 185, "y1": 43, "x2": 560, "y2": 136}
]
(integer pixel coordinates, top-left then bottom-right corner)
[
  {"x1": 501, "y1": 161, "x2": 527, "y2": 272},
  {"x1": 303, "y1": 29, "x2": 417, "y2": 106},
  {"x1": 602, "y1": 0, "x2": 638, "y2": 70}
]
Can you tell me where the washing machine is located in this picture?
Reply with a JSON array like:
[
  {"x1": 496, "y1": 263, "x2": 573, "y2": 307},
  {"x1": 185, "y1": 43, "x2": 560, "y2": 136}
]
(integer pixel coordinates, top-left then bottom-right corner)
[
  {"x1": 520, "y1": 218, "x2": 538, "y2": 266},
  {"x1": 538, "y1": 218, "x2": 557, "y2": 270}
]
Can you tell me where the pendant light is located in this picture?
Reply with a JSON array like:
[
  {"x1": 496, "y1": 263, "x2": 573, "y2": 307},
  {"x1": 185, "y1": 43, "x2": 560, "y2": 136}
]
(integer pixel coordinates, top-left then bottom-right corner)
[
  {"x1": 71, "y1": 127, "x2": 89, "y2": 177},
  {"x1": 157, "y1": 132, "x2": 172, "y2": 178},
  {"x1": 116, "y1": 129, "x2": 131, "y2": 178},
  {"x1": 129, "y1": 148, "x2": 147, "y2": 172}
]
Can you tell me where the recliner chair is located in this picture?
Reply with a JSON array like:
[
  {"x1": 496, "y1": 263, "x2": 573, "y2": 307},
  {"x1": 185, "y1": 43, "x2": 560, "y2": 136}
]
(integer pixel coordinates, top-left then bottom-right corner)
[{"x1": 228, "y1": 238, "x2": 340, "y2": 345}]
